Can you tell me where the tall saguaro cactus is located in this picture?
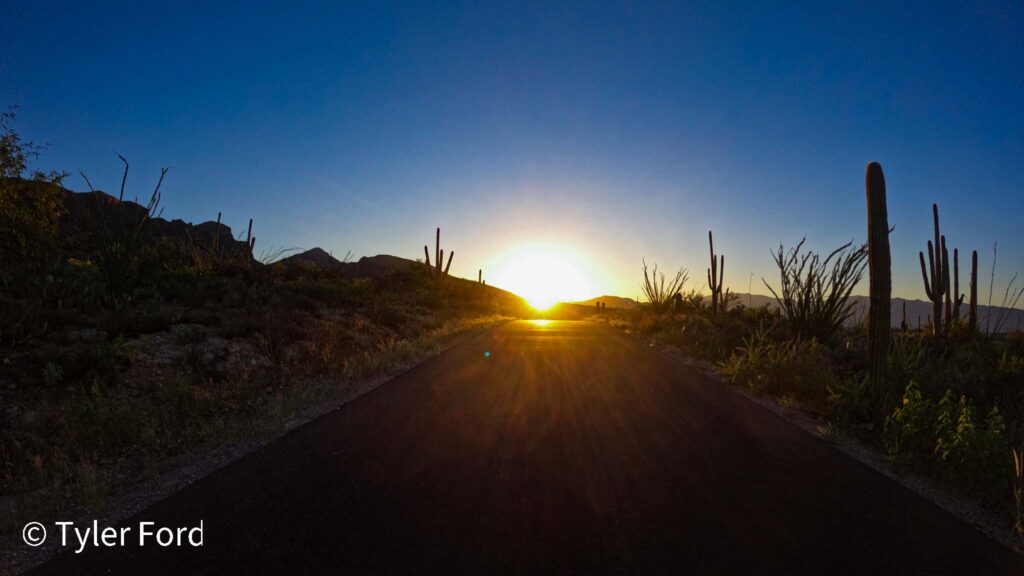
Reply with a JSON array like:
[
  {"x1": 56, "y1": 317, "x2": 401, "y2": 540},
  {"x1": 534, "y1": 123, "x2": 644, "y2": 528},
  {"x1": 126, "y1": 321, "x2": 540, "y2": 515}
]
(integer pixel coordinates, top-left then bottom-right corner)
[
  {"x1": 707, "y1": 230, "x2": 725, "y2": 317},
  {"x1": 423, "y1": 227, "x2": 454, "y2": 277},
  {"x1": 919, "y1": 204, "x2": 946, "y2": 335},
  {"x1": 969, "y1": 250, "x2": 979, "y2": 333},
  {"x1": 942, "y1": 236, "x2": 952, "y2": 330},
  {"x1": 866, "y1": 162, "x2": 891, "y2": 387},
  {"x1": 951, "y1": 249, "x2": 965, "y2": 322}
]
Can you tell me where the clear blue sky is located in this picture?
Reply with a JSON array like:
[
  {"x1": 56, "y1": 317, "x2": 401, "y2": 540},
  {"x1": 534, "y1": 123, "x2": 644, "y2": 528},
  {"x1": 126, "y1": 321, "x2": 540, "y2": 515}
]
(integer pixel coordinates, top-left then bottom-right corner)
[{"x1": 2, "y1": 1, "x2": 1022, "y2": 301}]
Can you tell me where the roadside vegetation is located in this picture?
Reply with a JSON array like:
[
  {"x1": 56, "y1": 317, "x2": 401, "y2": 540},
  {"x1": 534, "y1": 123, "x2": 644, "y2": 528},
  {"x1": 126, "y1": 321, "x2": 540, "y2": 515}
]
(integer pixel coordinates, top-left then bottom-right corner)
[
  {"x1": 0, "y1": 111, "x2": 527, "y2": 539},
  {"x1": 603, "y1": 164, "x2": 1024, "y2": 537}
]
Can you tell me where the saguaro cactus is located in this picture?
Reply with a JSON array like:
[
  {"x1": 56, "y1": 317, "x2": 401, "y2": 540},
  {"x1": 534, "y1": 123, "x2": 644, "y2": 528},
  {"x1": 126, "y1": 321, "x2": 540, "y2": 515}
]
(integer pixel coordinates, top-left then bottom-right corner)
[
  {"x1": 969, "y1": 250, "x2": 979, "y2": 332},
  {"x1": 423, "y1": 227, "x2": 454, "y2": 277},
  {"x1": 707, "y1": 231, "x2": 725, "y2": 317},
  {"x1": 942, "y1": 237, "x2": 951, "y2": 330},
  {"x1": 918, "y1": 204, "x2": 946, "y2": 335},
  {"x1": 866, "y1": 162, "x2": 891, "y2": 387},
  {"x1": 951, "y1": 249, "x2": 965, "y2": 322}
]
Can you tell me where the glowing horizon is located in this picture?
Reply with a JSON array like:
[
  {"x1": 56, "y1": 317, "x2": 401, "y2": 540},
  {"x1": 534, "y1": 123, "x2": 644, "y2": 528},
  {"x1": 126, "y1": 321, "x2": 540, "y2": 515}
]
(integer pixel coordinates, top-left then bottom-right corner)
[{"x1": 489, "y1": 242, "x2": 597, "y2": 309}]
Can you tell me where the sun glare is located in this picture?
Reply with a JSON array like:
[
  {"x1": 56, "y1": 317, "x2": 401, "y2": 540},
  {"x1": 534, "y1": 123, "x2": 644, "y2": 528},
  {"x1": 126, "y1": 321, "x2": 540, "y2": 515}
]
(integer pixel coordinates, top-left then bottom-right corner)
[{"x1": 492, "y1": 244, "x2": 593, "y2": 311}]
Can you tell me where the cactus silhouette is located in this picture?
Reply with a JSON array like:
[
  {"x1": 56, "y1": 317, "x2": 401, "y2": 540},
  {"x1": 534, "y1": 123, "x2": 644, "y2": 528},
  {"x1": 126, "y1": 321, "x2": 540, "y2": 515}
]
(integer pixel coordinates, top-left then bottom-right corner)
[
  {"x1": 865, "y1": 162, "x2": 891, "y2": 387},
  {"x1": 423, "y1": 227, "x2": 454, "y2": 277},
  {"x1": 918, "y1": 204, "x2": 946, "y2": 335},
  {"x1": 952, "y1": 248, "x2": 965, "y2": 322},
  {"x1": 969, "y1": 250, "x2": 979, "y2": 332},
  {"x1": 707, "y1": 231, "x2": 725, "y2": 317}
]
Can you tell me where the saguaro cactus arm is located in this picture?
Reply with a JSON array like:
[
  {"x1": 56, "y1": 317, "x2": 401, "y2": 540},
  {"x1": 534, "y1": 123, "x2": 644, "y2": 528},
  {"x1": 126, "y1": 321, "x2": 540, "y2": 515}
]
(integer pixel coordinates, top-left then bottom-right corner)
[{"x1": 919, "y1": 251, "x2": 934, "y2": 299}]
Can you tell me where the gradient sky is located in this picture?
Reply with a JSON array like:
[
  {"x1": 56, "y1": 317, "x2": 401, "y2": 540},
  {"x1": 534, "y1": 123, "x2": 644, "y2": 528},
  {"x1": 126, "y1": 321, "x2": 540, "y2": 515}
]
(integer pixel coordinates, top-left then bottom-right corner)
[{"x1": 2, "y1": 1, "x2": 1022, "y2": 302}]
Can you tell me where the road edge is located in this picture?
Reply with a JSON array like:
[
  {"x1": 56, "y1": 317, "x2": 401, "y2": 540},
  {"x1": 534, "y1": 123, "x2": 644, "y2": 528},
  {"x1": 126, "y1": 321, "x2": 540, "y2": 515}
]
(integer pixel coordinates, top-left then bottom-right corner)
[
  {"x1": 0, "y1": 320, "x2": 509, "y2": 576},
  {"x1": 640, "y1": 337, "x2": 1024, "y2": 557}
]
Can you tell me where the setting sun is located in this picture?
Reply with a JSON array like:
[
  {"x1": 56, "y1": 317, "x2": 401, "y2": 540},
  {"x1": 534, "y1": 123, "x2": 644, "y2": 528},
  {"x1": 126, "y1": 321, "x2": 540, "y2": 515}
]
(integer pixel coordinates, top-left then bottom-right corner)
[{"x1": 492, "y1": 244, "x2": 593, "y2": 310}]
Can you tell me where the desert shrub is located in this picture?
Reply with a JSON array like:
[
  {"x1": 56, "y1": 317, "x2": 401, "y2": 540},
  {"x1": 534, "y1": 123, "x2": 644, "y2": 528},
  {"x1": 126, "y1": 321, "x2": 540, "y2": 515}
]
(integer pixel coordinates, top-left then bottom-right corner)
[
  {"x1": 743, "y1": 304, "x2": 781, "y2": 326},
  {"x1": 882, "y1": 382, "x2": 939, "y2": 462},
  {"x1": 98, "y1": 303, "x2": 180, "y2": 339},
  {"x1": 883, "y1": 382, "x2": 1012, "y2": 502},
  {"x1": 1008, "y1": 331, "x2": 1024, "y2": 356},
  {"x1": 718, "y1": 327, "x2": 840, "y2": 406},
  {"x1": 154, "y1": 268, "x2": 233, "y2": 307},
  {"x1": 0, "y1": 110, "x2": 70, "y2": 342},
  {"x1": 367, "y1": 296, "x2": 409, "y2": 328},
  {"x1": 764, "y1": 238, "x2": 866, "y2": 343},
  {"x1": 0, "y1": 179, "x2": 65, "y2": 282},
  {"x1": 934, "y1": 395, "x2": 1009, "y2": 496},
  {"x1": 61, "y1": 341, "x2": 124, "y2": 390},
  {"x1": 69, "y1": 382, "x2": 141, "y2": 454},
  {"x1": 656, "y1": 311, "x2": 758, "y2": 361},
  {"x1": 883, "y1": 337, "x2": 1024, "y2": 422},
  {"x1": 146, "y1": 377, "x2": 218, "y2": 450},
  {"x1": 285, "y1": 277, "x2": 374, "y2": 308},
  {"x1": 675, "y1": 289, "x2": 707, "y2": 315},
  {"x1": 864, "y1": 333, "x2": 928, "y2": 425},
  {"x1": 636, "y1": 311, "x2": 674, "y2": 335},
  {"x1": 0, "y1": 109, "x2": 67, "y2": 268}
]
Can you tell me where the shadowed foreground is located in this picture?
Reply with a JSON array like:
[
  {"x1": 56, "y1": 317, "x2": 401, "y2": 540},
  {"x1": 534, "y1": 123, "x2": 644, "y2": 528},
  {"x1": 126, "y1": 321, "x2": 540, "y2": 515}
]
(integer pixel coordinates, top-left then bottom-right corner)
[{"x1": 32, "y1": 321, "x2": 1024, "y2": 574}]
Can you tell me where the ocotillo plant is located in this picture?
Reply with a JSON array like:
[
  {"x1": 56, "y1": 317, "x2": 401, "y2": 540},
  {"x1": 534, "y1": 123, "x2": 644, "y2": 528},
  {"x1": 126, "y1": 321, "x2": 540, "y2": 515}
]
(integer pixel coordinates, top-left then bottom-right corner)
[
  {"x1": 707, "y1": 230, "x2": 725, "y2": 317},
  {"x1": 423, "y1": 227, "x2": 454, "y2": 277},
  {"x1": 918, "y1": 204, "x2": 946, "y2": 335},
  {"x1": 901, "y1": 302, "x2": 908, "y2": 332},
  {"x1": 865, "y1": 162, "x2": 891, "y2": 389},
  {"x1": 969, "y1": 250, "x2": 979, "y2": 332}
]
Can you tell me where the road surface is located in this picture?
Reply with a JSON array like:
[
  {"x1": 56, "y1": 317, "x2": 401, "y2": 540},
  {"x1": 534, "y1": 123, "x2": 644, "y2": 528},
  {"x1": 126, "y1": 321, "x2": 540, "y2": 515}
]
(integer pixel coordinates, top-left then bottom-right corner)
[{"x1": 30, "y1": 321, "x2": 1024, "y2": 574}]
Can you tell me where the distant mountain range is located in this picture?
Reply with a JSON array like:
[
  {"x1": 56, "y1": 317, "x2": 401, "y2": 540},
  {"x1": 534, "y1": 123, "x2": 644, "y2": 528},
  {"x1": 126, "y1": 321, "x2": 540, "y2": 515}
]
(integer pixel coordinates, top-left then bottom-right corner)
[
  {"x1": 277, "y1": 249, "x2": 420, "y2": 279},
  {"x1": 575, "y1": 292, "x2": 1024, "y2": 332}
]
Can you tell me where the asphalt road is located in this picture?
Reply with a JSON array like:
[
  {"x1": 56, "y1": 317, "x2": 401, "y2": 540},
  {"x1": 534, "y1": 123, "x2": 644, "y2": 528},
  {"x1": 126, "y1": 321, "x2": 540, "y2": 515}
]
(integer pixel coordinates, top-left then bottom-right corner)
[{"x1": 30, "y1": 320, "x2": 1024, "y2": 575}]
